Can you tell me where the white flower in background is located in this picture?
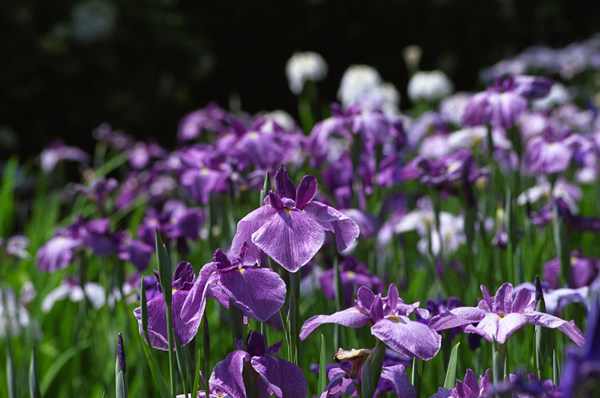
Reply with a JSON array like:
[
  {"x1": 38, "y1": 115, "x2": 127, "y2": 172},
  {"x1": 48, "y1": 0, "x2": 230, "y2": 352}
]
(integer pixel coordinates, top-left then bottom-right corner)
[
  {"x1": 41, "y1": 277, "x2": 105, "y2": 313},
  {"x1": 71, "y1": 0, "x2": 118, "y2": 43},
  {"x1": 285, "y1": 51, "x2": 328, "y2": 95},
  {"x1": 393, "y1": 198, "x2": 465, "y2": 257},
  {"x1": 516, "y1": 176, "x2": 582, "y2": 214},
  {"x1": 359, "y1": 82, "x2": 401, "y2": 115},
  {"x1": 338, "y1": 64, "x2": 383, "y2": 108},
  {"x1": 1, "y1": 283, "x2": 39, "y2": 339},
  {"x1": 407, "y1": 70, "x2": 454, "y2": 102},
  {"x1": 532, "y1": 82, "x2": 571, "y2": 110},
  {"x1": 261, "y1": 110, "x2": 296, "y2": 132},
  {"x1": 439, "y1": 92, "x2": 472, "y2": 125}
]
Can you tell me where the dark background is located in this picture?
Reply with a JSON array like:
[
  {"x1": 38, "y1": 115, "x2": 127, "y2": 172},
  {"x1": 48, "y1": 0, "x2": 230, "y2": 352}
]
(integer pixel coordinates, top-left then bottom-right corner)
[{"x1": 1, "y1": 0, "x2": 598, "y2": 160}]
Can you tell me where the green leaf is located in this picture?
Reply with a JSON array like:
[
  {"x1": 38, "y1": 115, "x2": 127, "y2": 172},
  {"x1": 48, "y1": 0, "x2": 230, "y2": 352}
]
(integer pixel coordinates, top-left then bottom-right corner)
[
  {"x1": 0, "y1": 156, "x2": 18, "y2": 237},
  {"x1": 40, "y1": 339, "x2": 93, "y2": 395},
  {"x1": 6, "y1": 341, "x2": 17, "y2": 398},
  {"x1": 29, "y1": 346, "x2": 42, "y2": 398},
  {"x1": 318, "y1": 334, "x2": 327, "y2": 394},
  {"x1": 443, "y1": 342, "x2": 460, "y2": 390},
  {"x1": 174, "y1": 333, "x2": 190, "y2": 397},
  {"x1": 192, "y1": 348, "x2": 201, "y2": 398},
  {"x1": 140, "y1": 335, "x2": 171, "y2": 398}
]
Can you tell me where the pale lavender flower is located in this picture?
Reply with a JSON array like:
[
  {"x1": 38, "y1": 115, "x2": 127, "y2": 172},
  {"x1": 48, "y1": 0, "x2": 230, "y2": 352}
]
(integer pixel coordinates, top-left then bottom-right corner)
[
  {"x1": 231, "y1": 165, "x2": 359, "y2": 273},
  {"x1": 1, "y1": 235, "x2": 30, "y2": 259},
  {"x1": 429, "y1": 282, "x2": 585, "y2": 346},
  {"x1": 301, "y1": 284, "x2": 441, "y2": 360},
  {"x1": 177, "y1": 102, "x2": 231, "y2": 143},
  {"x1": 39, "y1": 139, "x2": 90, "y2": 173}
]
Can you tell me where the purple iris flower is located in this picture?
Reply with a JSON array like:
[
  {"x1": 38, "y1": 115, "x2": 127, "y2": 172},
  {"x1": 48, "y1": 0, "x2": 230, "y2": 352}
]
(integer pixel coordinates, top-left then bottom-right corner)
[
  {"x1": 133, "y1": 261, "x2": 199, "y2": 350},
  {"x1": 523, "y1": 125, "x2": 577, "y2": 175},
  {"x1": 416, "y1": 297, "x2": 464, "y2": 341},
  {"x1": 319, "y1": 256, "x2": 384, "y2": 307},
  {"x1": 128, "y1": 139, "x2": 167, "y2": 170},
  {"x1": 462, "y1": 76, "x2": 553, "y2": 129},
  {"x1": 210, "y1": 330, "x2": 307, "y2": 398},
  {"x1": 560, "y1": 296, "x2": 600, "y2": 397},
  {"x1": 300, "y1": 284, "x2": 442, "y2": 360},
  {"x1": 430, "y1": 369, "x2": 491, "y2": 398},
  {"x1": 231, "y1": 165, "x2": 360, "y2": 273},
  {"x1": 178, "y1": 145, "x2": 233, "y2": 205},
  {"x1": 181, "y1": 246, "x2": 286, "y2": 324},
  {"x1": 93, "y1": 123, "x2": 134, "y2": 150},
  {"x1": 491, "y1": 372, "x2": 560, "y2": 398},
  {"x1": 138, "y1": 199, "x2": 205, "y2": 254},
  {"x1": 530, "y1": 198, "x2": 600, "y2": 232},
  {"x1": 399, "y1": 150, "x2": 486, "y2": 204},
  {"x1": 321, "y1": 348, "x2": 416, "y2": 398},
  {"x1": 177, "y1": 102, "x2": 231, "y2": 143},
  {"x1": 76, "y1": 177, "x2": 119, "y2": 211},
  {"x1": 429, "y1": 283, "x2": 585, "y2": 346},
  {"x1": 40, "y1": 216, "x2": 153, "y2": 270},
  {"x1": 543, "y1": 251, "x2": 600, "y2": 289}
]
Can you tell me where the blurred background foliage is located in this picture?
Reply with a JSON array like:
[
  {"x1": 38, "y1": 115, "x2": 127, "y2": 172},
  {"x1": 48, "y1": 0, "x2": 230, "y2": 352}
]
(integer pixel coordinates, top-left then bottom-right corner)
[{"x1": 1, "y1": 0, "x2": 599, "y2": 160}]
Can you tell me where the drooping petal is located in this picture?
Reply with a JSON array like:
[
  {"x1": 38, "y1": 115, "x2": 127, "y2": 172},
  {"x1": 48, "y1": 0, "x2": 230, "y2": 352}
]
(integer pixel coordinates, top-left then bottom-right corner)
[
  {"x1": 528, "y1": 312, "x2": 585, "y2": 346},
  {"x1": 217, "y1": 267, "x2": 286, "y2": 322},
  {"x1": 380, "y1": 364, "x2": 416, "y2": 398},
  {"x1": 296, "y1": 175, "x2": 318, "y2": 209},
  {"x1": 371, "y1": 317, "x2": 442, "y2": 360},
  {"x1": 300, "y1": 307, "x2": 371, "y2": 340},
  {"x1": 231, "y1": 205, "x2": 278, "y2": 266},
  {"x1": 251, "y1": 355, "x2": 308, "y2": 398},
  {"x1": 210, "y1": 350, "x2": 251, "y2": 398},
  {"x1": 251, "y1": 209, "x2": 325, "y2": 273},
  {"x1": 302, "y1": 201, "x2": 360, "y2": 252}
]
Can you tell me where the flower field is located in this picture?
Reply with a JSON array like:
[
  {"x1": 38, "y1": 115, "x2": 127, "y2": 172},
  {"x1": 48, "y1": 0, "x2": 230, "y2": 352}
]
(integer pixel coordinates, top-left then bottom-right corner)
[{"x1": 2, "y1": 36, "x2": 600, "y2": 398}]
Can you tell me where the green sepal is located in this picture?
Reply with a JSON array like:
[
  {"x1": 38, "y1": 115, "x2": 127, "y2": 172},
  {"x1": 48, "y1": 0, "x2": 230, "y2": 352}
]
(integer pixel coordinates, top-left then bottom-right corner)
[{"x1": 260, "y1": 170, "x2": 271, "y2": 206}]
